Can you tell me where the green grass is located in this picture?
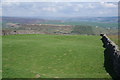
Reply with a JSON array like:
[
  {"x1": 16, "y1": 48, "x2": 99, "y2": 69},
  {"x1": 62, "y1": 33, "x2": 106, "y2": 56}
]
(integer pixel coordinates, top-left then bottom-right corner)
[
  {"x1": 0, "y1": 36, "x2": 2, "y2": 79},
  {"x1": 2, "y1": 34, "x2": 110, "y2": 78}
]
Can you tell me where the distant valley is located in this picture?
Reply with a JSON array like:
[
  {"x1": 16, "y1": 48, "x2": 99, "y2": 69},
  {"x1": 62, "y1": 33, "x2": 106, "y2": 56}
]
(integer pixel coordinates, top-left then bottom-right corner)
[{"x1": 1, "y1": 16, "x2": 118, "y2": 35}]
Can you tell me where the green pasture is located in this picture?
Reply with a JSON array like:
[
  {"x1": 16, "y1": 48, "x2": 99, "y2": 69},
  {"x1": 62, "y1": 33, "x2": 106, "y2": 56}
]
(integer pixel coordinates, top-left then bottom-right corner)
[
  {"x1": 0, "y1": 36, "x2": 2, "y2": 79},
  {"x1": 2, "y1": 34, "x2": 110, "y2": 78}
]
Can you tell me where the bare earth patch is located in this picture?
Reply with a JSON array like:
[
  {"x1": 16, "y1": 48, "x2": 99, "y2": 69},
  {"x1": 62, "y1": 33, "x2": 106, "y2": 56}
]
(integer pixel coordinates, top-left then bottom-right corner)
[{"x1": 35, "y1": 74, "x2": 41, "y2": 78}]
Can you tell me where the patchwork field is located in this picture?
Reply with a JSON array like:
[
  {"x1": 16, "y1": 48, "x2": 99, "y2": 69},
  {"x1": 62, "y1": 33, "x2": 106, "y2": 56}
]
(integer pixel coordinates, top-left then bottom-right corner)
[{"x1": 2, "y1": 34, "x2": 111, "y2": 78}]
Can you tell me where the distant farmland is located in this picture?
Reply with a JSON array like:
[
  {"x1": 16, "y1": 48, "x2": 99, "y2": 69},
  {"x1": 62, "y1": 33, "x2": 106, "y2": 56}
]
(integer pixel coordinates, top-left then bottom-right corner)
[
  {"x1": 2, "y1": 16, "x2": 118, "y2": 36},
  {"x1": 39, "y1": 21, "x2": 118, "y2": 28},
  {"x1": 3, "y1": 34, "x2": 110, "y2": 78}
]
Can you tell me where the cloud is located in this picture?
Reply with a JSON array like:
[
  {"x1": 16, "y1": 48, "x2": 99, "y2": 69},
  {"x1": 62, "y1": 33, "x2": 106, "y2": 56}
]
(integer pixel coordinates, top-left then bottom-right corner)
[
  {"x1": 2, "y1": 2, "x2": 20, "y2": 7},
  {"x1": 74, "y1": 8, "x2": 80, "y2": 12},
  {"x1": 0, "y1": 8, "x2": 2, "y2": 16},
  {"x1": 66, "y1": 3, "x2": 73, "y2": 6},
  {"x1": 74, "y1": 3, "x2": 96, "y2": 9},
  {"x1": 2, "y1": 0, "x2": 120, "y2": 2},
  {"x1": 73, "y1": 4, "x2": 83, "y2": 12},
  {"x1": 42, "y1": 7, "x2": 57, "y2": 12},
  {"x1": 76, "y1": 4, "x2": 83, "y2": 8},
  {"x1": 57, "y1": 6, "x2": 63, "y2": 10},
  {"x1": 2, "y1": 2, "x2": 118, "y2": 17},
  {"x1": 2, "y1": 0, "x2": 34, "y2": 2},
  {"x1": 101, "y1": 2, "x2": 117, "y2": 8},
  {"x1": 87, "y1": 3, "x2": 95, "y2": 8},
  {"x1": 0, "y1": 2, "x2": 2, "y2": 16},
  {"x1": 99, "y1": 11, "x2": 107, "y2": 14}
]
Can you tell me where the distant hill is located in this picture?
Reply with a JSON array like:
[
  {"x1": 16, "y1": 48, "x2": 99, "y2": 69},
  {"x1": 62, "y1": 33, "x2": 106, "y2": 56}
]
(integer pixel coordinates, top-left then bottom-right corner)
[
  {"x1": 35, "y1": 16, "x2": 118, "y2": 23},
  {"x1": 2, "y1": 16, "x2": 46, "y2": 24},
  {"x1": 1, "y1": 16, "x2": 118, "y2": 23},
  {"x1": 1, "y1": 16, "x2": 118, "y2": 35},
  {"x1": 1, "y1": 16, "x2": 118, "y2": 29},
  {"x1": 63, "y1": 17, "x2": 118, "y2": 23}
]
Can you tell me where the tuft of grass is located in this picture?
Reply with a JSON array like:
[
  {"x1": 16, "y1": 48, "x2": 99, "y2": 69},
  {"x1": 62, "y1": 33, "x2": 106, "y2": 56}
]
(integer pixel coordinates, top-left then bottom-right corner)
[{"x1": 3, "y1": 34, "x2": 110, "y2": 78}]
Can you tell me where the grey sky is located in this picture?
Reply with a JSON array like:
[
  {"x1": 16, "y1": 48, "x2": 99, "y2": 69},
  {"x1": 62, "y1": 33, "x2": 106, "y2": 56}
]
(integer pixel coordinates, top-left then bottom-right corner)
[{"x1": 2, "y1": 2, "x2": 118, "y2": 17}]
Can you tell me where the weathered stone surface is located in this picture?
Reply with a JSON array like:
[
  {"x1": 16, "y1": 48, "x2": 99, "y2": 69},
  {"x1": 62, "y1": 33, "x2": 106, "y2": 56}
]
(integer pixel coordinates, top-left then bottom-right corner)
[{"x1": 100, "y1": 33, "x2": 120, "y2": 79}]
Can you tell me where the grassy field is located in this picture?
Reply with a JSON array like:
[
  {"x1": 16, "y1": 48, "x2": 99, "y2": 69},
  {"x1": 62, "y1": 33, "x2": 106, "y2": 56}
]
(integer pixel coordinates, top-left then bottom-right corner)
[
  {"x1": 108, "y1": 35, "x2": 119, "y2": 46},
  {"x1": 0, "y1": 36, "x2": 2, "y2": 79},
  {"x1": 2, "y1": 34, "x2": 111, "y2": 78}
]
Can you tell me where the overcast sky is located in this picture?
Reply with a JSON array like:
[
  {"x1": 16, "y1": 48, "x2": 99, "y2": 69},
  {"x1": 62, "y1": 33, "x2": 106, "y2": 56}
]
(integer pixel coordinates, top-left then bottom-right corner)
[
  {"x1": 1, "y1": 1, "x2": 118, "y2": 17},
  {"x1": 1, "y1": 0, "x2": 119, "y2": 2}
]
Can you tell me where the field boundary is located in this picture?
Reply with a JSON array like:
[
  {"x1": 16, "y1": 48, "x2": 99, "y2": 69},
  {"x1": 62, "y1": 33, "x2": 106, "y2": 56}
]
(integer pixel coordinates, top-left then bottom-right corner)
[{"x1": 100, "y1": 33, "x2": 120, "y2": 79}]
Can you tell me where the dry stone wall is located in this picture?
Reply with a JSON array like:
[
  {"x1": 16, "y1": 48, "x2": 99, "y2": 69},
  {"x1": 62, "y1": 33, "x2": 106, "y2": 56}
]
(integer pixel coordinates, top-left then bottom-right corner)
[{"x1": 100, "y1": 33, "x2": 120, "y2": 79}]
